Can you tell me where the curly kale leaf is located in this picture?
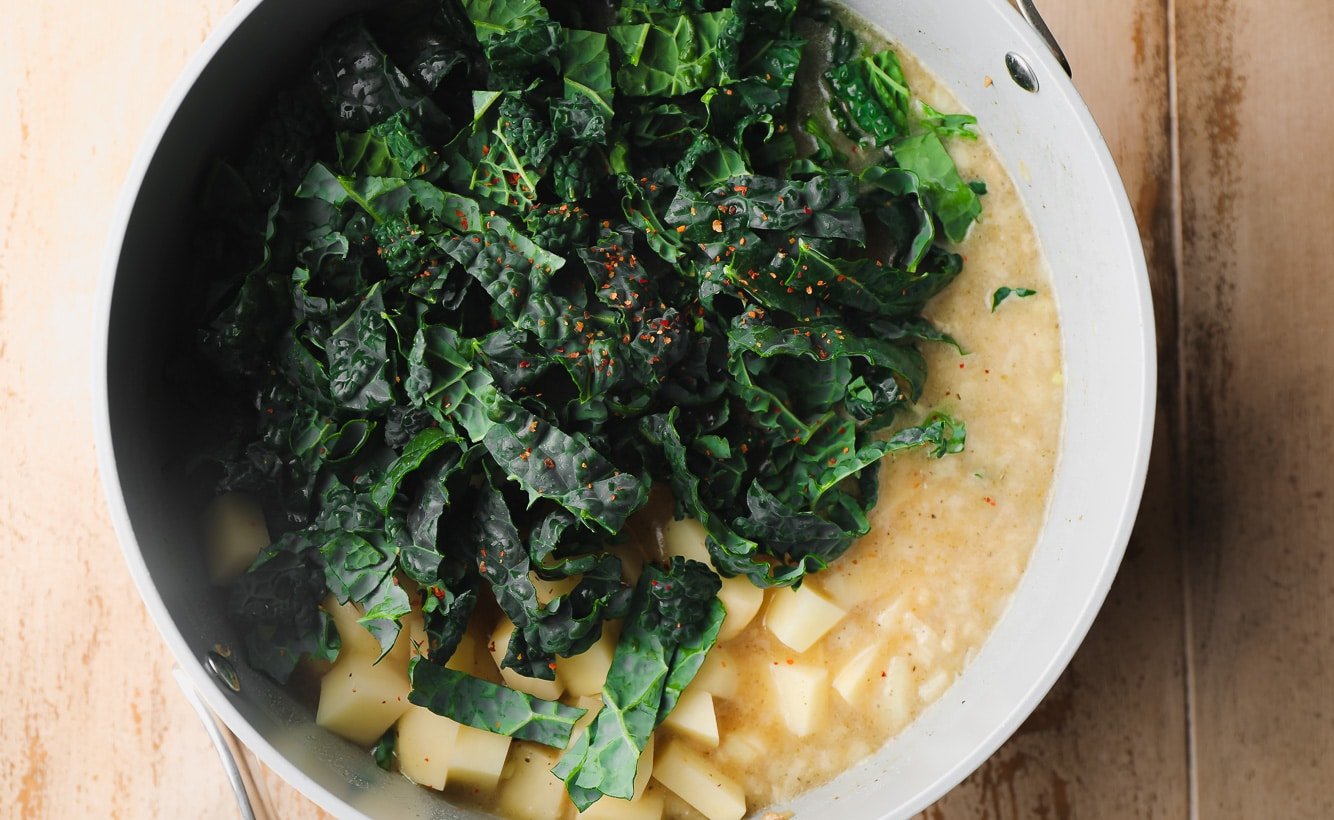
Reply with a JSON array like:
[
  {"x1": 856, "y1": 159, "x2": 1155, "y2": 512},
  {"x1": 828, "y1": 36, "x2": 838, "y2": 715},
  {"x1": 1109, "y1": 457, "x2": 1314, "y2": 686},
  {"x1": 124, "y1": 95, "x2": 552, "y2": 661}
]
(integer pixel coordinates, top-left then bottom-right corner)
[
  {"x1": 553, "y1": 559, "x2": 723, "y2": 809},
  {"x1": 609, "y1": 11, "x2": 741, "y2": 98},
  {"x1": 410, "y1": 662, "x2": 587, "y2": 747}
]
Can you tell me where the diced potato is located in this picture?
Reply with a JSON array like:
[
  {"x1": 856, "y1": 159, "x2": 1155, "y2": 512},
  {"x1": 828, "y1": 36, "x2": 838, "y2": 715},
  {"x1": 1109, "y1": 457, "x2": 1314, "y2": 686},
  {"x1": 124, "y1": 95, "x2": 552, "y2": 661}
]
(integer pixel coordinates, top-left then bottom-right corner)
[
  {"x1": 832, "y1": 644, "x2": 883, "y2": 705},
  {"x1": 401, "y1": 608, "x2": 428, "y2": 662},
  {"x1": 608, "y1": 543, "x2": 646, "y2": 586},
  {"x1": 443, "y1": 627, "x2": 482, "y2": 673},
  {"x1": 490, "y1": 618, "x2": 564, "y2": 700},
  {"x1": 716, "y1": 731, "x2": 764, "y2": 767},
  {"x1": 577, "y1": 789, "x2": 665, "y2": 820},
  {"x1": 316, "y1": 652, "x2": 411, "y2": 746},
  {"x1": 323, "y1": 595, "x2": 418, "y2": 667},
  {"x1": 689, "y1": 647, "x2": 738, "y2": 700},
  {"x1": 918, "y1": 669, "x2": 953, "y2": 705},
  {"x1": 882, "y1": 655, "x2": 918, "y2": 732},
  {"x1": 497, "y1": 742, "x2": 571, "y2": 820},
  {"x1": 573, "y1": 695, "x2": 602, "y2": 734},
  {"x1": 662, "y1": 518, "x2": 711, "y2": 565},
  {"x1": 394, "y1": 705, "x2": 460, "y2": 790},
  {"x1": 532, "y1": 572, "x2": 581, "y2": 606},
  {"x1": 662, "y1": 689, "x2": 719, "y2": 748},
  {"x1": 558, "y1": 621, "x2": 621, "y2": 697},
  {"x1": 764, "y1": 583, "x2": 847, "y2": 653},
  {"x1": 447, "y1": 724, "x2": 512, "y2": 791},
  {"x1": 716, "y1": 576, "x2": 764, "y2": 642},
  {"x1": 653, "y1": 740, "x2": 746, "y2": 820},
  {"x1": 205, "y1": 492, "x2": 270, "y2": 585},
  {"x1": 769, "y1": 662, "x2": 828, "y2": 737},
  {"x1": 633, "y1": 734, "x2": 656, "y2": 798}
]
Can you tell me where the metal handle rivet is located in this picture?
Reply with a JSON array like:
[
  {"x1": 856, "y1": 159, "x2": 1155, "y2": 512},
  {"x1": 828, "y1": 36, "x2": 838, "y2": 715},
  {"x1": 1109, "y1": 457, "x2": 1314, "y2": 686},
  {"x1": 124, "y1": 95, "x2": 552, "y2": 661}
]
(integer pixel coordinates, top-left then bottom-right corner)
[
  {"x1": 1006, "y1": 52, "x2": 1040, "y2": 93},
  {"x1": 206, "y1": 650, "x2": 242, "y2": 693}
]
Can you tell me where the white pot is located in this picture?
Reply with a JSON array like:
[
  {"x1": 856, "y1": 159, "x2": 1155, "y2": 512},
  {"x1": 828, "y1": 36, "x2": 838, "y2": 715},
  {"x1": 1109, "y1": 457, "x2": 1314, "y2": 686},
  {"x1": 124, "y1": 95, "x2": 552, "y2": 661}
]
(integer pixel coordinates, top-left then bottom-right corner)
[{"x1": 93, "y1": 1, "x2": 1155, "y2": 817}]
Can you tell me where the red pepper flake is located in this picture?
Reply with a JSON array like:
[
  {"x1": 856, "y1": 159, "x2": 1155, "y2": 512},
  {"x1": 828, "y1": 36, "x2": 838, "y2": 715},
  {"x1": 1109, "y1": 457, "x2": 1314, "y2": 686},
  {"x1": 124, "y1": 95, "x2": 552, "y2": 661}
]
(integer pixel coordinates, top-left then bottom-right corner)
[
  {"x1": 984, "y1": 496, "x2": 997, "y2": 507},
  {"x1": 543, "y1": 457, "x2": 556, "y2": 469}
]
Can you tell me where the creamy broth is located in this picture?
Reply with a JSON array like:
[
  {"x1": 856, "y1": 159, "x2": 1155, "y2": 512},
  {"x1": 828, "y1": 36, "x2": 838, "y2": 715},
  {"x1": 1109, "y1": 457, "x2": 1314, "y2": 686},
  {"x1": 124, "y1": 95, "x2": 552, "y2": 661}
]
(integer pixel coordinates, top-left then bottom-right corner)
[
  {"x1": 657, "y1": 27, "x2": 1064, "y2": 818},
  {"x1": 281, "y1": 15, "x2": 1062, "y2": 820}
]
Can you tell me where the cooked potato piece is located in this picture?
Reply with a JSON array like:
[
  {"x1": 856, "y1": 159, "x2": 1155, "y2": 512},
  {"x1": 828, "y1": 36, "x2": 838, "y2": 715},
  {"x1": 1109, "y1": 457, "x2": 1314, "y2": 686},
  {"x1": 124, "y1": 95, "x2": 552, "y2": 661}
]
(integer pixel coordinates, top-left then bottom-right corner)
[
  {"x1": 531, "y1": 572, "x2": 580, "y2": 606},
  {"x1": 497, "y1": 742, "x2": 571, "y2": 820},
  {"x1": 316, "y1": 652, "x2": 411, "y2": 746},
  {"x1": 715, "y1": 575, "x2": 764, "y2": 642},
  {"x1": 442, "y1": 627, "x2": 481, "y2": 673},
  {"x1": 716, "y1": 731, "x2": 764, "y2": 767},
  {"x1": 764, "y1": 583, "x2": 847, "y2": 653},
  {"x1": 832, "y1": 644, "x2": 883, "y2": 705},
  {"x1": 402, "y1": 608, "x2": 428, "y2": 662},
  {"x1": 490, "y1": 618, "x2": 564, "y2": 700},
  {"x1": 770, "y1": 662, "x2": 828, "y2": 737},
  {"x1": 577, "y1": 788, "x2": 665, "y2": 820},
  {"x1": 573, "y1": 695, "x2": 602, "y2": 734},
  {"x1": 205, "y1": 492, "x2": 271, "y2": 586},
  {"x1": 653, "y1": 739, "x2": 746, "y2": 820},
  {"x1": 662, "y1": 518, "x2": 711, "y2": 565},
  {"x1": 882, "y1": 655, "x2": 918, "y2": 731},
  {"x1": 689, "y1": 647, "x2": 738, "y2": 700},
  {"x1": 322, "y1": 595, "x2": 418, "y2": 666},
  {"x1": 662, "y1": 689, "x2": 719, "y2": 749},
  {"x1": 558, "y1": 621, "x2": 620, "y2": 697},
  {"x1": 394, "y1": 705, "x2": 460, "y2": 790},
  {"x1": 447, "y1": 724, "x2": 512, "y2": 791}
]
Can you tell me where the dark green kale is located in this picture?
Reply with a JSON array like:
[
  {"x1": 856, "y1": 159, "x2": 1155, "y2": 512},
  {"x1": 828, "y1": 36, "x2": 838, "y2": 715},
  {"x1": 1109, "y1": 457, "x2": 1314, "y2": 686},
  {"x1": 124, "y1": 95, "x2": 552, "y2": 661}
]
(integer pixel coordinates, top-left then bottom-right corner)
[
  {"x1": 992, "y1": 286, "x2": 1039, "y2": 311},
  {"x1": 199, "y1": 0, "x2": 985, "y2": 804}
]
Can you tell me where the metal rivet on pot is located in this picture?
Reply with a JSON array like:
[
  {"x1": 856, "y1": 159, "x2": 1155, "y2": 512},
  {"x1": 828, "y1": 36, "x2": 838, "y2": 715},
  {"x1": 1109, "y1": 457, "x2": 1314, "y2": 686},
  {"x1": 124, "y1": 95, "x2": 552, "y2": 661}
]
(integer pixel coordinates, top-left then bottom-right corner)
[
  {"x1": 1006, "y1": 52, "x2": 1039, "y2": 93},
  {"x1": 206, "y1": 650, "x2": 241, "y2": 693}
]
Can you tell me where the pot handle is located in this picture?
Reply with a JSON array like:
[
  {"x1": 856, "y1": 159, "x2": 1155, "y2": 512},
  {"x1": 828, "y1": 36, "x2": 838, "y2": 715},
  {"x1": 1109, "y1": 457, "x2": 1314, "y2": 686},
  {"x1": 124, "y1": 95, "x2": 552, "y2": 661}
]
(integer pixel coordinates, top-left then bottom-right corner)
[
  {"x1": 1016, "y1": 0, "x2": 1072, "y2": 77},
  {"x1": 172, "y1": 667, "x2": 267, "y2": 820}
]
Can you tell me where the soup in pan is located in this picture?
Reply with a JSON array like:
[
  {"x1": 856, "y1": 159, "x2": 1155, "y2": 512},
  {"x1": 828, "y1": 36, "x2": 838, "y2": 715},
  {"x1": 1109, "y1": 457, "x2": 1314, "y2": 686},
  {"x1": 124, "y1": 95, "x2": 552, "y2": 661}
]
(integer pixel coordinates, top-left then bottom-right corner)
[{"x1": 194, "y1": 0, "x2": 1061, "y2": 818}]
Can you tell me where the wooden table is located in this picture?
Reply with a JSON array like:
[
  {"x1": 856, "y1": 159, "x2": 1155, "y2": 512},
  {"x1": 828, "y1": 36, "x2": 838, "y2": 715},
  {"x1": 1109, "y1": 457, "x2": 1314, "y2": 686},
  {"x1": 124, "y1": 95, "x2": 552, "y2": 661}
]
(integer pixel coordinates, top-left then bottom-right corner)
[{"x1": 3, "y1": 0, "x2": 1330, "y2": 816}]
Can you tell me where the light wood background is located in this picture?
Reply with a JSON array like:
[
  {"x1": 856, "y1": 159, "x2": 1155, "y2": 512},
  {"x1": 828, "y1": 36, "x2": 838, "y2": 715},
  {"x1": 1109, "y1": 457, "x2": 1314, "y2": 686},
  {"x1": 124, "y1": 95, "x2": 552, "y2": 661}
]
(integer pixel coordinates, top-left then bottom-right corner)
[{"x1": 2, "y1": 0, "x2": 1331, "y2": 817}]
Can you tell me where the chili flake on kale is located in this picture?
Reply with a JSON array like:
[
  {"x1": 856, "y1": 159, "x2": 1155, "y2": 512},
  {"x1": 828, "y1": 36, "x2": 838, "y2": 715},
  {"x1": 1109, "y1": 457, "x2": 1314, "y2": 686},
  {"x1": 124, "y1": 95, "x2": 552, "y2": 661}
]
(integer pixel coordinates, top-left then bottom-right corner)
[{"x1": 193, "y1": 0, "x2": 980, "y2": 808}]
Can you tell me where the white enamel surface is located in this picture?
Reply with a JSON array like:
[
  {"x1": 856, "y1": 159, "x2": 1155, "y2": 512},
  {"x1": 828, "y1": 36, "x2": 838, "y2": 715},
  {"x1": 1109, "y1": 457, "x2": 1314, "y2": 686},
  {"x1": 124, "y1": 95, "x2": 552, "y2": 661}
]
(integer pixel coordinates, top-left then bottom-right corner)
[{"x1": 93, "y1": 0, "x2": 1154, "y2": 818}]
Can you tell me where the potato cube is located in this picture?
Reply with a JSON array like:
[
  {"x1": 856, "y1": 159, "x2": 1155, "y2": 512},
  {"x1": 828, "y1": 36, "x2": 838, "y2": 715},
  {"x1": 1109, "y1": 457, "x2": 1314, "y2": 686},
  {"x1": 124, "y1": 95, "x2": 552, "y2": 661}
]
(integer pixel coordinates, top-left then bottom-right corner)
[
  {"x1": 442, "y1": 627, "x2": 481, "y2": 673},
  {"x1": 716, "y1": 731, "x2": 764, "y2": 767},
  {"x1": 662, "y1": 689, "x2": 719, "y2": 748},
  {"x1": 204, "y1": 492, "x2": 270, "y2": 585},
  {"x1": 447, "y1": 724, "x2": 512, "y2": 791},
  {"x1": 716, "y1": 575, "x2": 764, "y2": 642},
  {"x1": 322, "y1": 594, "x2": 419, "y2": 668},
  {"x1": 490, "y1": 618, "x2": 564, "y2": 700},
  {"x1": 577, "y1": 789, "x2": 665, "y2": 820},
  {"x1": 882, "y1": 655, "x2": 918, "y2": 732},
  {"x1": 653, "y1": 740, "x2": 746, "y2": 820},
  {"x1": 316, "y1": 653, "x2": 411, "y2": 746},
  {"x1": 531, "y1": 572, "x2": 580, "y2": 605},
  {"x1": 394, "y1": 705, "x2": 460, "y2": 790},
  {"x1": 689, "y1": 648, "x2": 738, "y2": 700},
  {"x1": 497, "y1": 742, "x2": 571, "y2": 820},
  {"x1": 558, "y1": 621, "x2": 621, "y2": 697},
  {"x1": 662, "y1": 518, "x2": 711, "y2": 564},
  {"x1": 573, "y1": 695, "x2": 602, "y2": 734},
  {"x1": 832, "y1": 645, "x2": 883, "y2": 705},
  {"x1": 769, "y1": 662, "x2": 828, "y2": 737},
  {"x1": 764, "y1": 583, "x2": 847, "y2": 653}
]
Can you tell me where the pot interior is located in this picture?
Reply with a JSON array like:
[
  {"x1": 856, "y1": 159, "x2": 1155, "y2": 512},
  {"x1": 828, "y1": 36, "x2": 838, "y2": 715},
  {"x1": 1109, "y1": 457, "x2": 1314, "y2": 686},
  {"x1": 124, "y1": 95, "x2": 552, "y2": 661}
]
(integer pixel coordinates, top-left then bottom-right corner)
[{"x1": 102, "y1": 0, "x2": 1152, "y2": 817}]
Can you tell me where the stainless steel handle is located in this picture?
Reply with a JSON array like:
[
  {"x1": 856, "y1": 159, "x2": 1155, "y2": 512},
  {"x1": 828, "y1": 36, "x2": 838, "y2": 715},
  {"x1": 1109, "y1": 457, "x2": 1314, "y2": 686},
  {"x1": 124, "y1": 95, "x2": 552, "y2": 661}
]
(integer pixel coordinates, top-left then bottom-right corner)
[
  {"x1": 1016, "y1": 0, "x2": 1073, "y2": 77},
  {"x1": 172, "y1": 667, "x2": 261, "y2": 820}
]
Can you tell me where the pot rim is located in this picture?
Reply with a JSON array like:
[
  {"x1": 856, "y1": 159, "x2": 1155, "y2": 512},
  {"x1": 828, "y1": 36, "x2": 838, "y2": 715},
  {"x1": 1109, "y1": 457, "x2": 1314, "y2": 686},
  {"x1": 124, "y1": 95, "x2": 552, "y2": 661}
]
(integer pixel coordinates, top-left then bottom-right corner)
[{"x1": 92, "y1": 1, "x2": 1156, "y2": 817}]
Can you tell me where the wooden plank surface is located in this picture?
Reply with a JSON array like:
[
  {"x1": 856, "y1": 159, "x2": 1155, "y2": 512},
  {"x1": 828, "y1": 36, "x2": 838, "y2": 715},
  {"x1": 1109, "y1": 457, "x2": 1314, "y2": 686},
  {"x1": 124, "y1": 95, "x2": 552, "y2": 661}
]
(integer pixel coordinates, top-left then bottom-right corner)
[
  {"x1": 0, "y1": 2, "x2": 243, "y2": 817},
  {"x1": 3, "y1": 0, "x2": 1332, "y2": 817},
  {"x1": 1175, "y1": 0, "x2": 1334, "y2": 816},
  {"x1": 921, "y1": 1, "x2": 1189, "y2": 815}
]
